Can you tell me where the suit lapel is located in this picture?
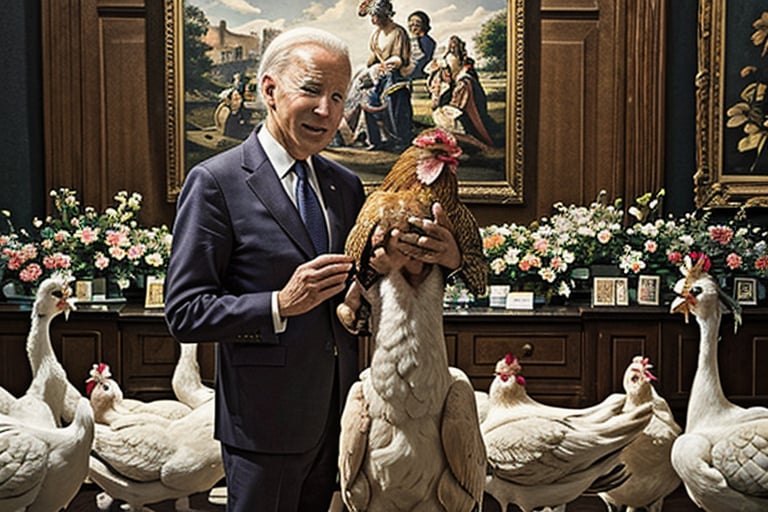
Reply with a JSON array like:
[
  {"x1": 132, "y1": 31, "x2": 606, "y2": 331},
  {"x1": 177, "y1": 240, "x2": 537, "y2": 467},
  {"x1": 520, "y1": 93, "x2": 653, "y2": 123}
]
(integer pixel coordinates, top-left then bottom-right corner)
[{"x1": 241, "y1": 134, "x2": 316, "y2": 258}]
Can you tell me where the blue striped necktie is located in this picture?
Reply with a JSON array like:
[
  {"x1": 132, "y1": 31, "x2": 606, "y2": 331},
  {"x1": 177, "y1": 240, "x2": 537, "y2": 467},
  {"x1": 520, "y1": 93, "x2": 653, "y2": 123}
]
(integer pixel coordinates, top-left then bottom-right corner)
[{"x1": 294, "y1": 159, "x2": 329, "y2": 253}]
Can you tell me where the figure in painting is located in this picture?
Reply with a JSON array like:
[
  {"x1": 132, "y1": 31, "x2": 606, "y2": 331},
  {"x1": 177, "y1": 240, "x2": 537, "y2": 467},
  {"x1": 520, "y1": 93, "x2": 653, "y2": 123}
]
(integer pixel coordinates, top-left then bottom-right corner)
[
  {"x1": 358, "y1": 0, "x2": 413, "y2": 152},
  {"x1": 404, "y1": 10, "x2": 436, "y2": 80},
  {"x1": 426, "y1": 35, "x2": 501, "y2": 150}
]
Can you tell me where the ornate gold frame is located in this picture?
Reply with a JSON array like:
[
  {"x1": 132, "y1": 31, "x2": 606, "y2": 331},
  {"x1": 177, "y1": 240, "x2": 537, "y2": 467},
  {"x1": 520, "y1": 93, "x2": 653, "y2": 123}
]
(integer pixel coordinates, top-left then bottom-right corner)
[
  {"x1": 695, "y1": 0, "x2": 768, "y2": 208},
  {"x1": 164, "y1": 0, "x2": 524, "y2": 203}
]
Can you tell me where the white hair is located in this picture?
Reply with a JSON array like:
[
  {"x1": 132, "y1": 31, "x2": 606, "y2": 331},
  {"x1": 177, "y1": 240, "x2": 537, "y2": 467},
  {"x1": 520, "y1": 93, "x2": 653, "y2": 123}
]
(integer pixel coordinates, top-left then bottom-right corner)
[{"x1": 257, "y1": 27, "x2": 351, "y2": 100}]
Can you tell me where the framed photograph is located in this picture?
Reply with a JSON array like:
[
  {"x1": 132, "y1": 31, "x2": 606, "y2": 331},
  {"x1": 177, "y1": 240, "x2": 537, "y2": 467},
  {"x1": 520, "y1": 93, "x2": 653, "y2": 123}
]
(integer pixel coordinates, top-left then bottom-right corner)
[
  {"x1": 592, "y1": 277, "x2": 616, "y2": 306},
  {"x1": 164, "y1": 0, "x2": 523, "y2": 203},
  {"x1": 144, "y1": 276, "x2": 166, "y2": 309},
  {"x1": 637, "y1": 275, "x2": 660, "y2": 306},
  {"x1": 695, "y1": 0, "x2": 768, "y2": 208},
  {"x1": 615, "y1": 277, "x2": 629, "y2": 306},
  {"x1": 734, "y1": 276, "x2": 758, "y2": 305}
]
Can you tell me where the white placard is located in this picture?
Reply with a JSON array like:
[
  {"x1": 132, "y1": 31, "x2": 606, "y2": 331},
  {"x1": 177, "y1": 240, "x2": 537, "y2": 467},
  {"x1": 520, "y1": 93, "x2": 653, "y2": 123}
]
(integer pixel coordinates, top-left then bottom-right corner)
[
  {"x1": 506, "y1": 291, "x2": 534, "y2": 310},
  {"x1": 489, "y1": 285, "x2": 511, "y2": 308}
]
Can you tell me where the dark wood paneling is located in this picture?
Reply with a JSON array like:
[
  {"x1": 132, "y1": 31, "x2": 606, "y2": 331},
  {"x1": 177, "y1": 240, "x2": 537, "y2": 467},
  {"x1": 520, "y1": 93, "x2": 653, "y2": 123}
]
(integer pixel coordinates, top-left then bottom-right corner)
[{"x1": 42, "y1": 0, "x2": 175, "y2": 228}]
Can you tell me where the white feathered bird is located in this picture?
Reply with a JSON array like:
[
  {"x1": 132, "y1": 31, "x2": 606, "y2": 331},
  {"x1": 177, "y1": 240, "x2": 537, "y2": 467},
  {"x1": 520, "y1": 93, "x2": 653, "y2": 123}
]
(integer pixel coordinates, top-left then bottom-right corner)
[
  {"x1": 339, "y1": 246, "x2": 485, "y2": 511},
  {"x1": 669, "y1": 256, "x2": 768, "y2": 511},
  {"x1": 0, "y1": 397, "x2": 94, "y2": 512},
  {"x1": 15, "y1": 275, "x2": 80, "y2": 426},
  {"x1": 481, "y1": 354, "x2": 653, "y2": 512},
  {"x1": 171, "y1": 343, "x2": 214, "y2": 409},
  {"x1": 598, "y1": 356, "x2": 682, "y2": 512},
  {"x1": 86, "y1": 364, "x2": 223, "y2": 511},
  {"x1": 0, "y1": 276, "x2": 94, "y2": 512}
]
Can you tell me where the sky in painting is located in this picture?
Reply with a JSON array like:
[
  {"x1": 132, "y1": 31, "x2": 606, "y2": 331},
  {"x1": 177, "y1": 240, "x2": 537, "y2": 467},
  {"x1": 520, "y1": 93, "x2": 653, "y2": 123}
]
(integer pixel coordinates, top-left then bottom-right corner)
[{"x1": 188, "y1": 0, "x2": 507, "y2": 69}]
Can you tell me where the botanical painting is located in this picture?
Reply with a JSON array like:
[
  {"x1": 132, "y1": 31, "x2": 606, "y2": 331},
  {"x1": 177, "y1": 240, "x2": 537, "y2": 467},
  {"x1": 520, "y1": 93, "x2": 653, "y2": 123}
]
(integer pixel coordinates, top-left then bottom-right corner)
[
  {"x1": 722, "y1": 3, "x2": 768, "y2": 174},
  {"x1": 165, "y1": 0, "x2": 522, "y2": 203},
  {"x1": 695, "y1": 0, "x2": 768, "y2": 207}
]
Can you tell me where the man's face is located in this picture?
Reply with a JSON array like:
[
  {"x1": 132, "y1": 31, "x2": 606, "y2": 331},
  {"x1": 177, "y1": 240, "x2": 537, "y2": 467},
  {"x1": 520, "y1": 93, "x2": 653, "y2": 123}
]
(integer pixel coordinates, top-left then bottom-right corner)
[
  {"x1": 262, "y1": 44, "x2": 350, "y2": 160},
  {"x1": 408, "y1": 16, "x2": 425, "y2": 37}
]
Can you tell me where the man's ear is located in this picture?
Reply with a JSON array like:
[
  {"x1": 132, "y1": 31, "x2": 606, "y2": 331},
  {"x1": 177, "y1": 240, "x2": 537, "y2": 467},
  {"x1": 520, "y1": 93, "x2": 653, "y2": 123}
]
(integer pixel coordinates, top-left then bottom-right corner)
[{"x1": 262, "y1": 77, "x2": 277, "y2": 107}]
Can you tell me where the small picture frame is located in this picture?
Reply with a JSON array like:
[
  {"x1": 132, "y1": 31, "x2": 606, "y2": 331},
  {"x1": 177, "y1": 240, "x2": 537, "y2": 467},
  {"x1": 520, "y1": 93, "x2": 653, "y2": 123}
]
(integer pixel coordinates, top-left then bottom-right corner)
[
  {"x1": 734, "y1": 277, "x2": 757, "y2": 306},
  {"x1": 75, "y1": 280, "x2": 92, "y2": 302},
  {"x1": 144, "y1": 275, "x2": 165, "y2": 309},
  {"x1": 637, "y1": 275, "x2": 660, "y2": 306},
  {"x1": 615, "y1": 277, "x2": 629, "y2": 306},
  {"x1": 593, "y1": 277, "x2": 616, "y2": 306}
]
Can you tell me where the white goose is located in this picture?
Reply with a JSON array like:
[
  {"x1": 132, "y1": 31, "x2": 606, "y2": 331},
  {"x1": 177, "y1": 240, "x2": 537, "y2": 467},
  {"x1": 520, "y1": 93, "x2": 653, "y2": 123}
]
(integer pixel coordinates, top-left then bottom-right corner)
[
  {"x1": 0, "y1": 276, "x2": 95, "y2": 511},
  {"x1": 669, "y1": 256, "x2": 768, "y2": 511},
  {"x1": 19, "y1": 275, "x2": 81, "y2": 425},
  {"x1": 171, "y1": 343, "x2": 214, "y2": 409},
  {"x1": 0, "y1": 397, "x2": 94, "y2": 512}
]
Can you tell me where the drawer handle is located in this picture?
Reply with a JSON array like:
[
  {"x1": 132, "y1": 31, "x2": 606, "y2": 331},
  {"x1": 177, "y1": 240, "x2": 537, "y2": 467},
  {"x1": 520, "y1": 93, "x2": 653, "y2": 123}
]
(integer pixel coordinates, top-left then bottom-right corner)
[{"x1": 521, "y1": 343, "x2": 534, "y2": 357}]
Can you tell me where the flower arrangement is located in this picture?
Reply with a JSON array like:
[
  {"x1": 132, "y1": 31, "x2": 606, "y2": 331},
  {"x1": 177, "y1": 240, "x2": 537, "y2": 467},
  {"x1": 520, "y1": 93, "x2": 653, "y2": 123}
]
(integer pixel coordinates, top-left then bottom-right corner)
[
  {"x1": 480, "y1": 189, "x2": 768, "y2": 304},
  {"x1": 1, "y1": 188, "x2": 172, "y2": 295}
]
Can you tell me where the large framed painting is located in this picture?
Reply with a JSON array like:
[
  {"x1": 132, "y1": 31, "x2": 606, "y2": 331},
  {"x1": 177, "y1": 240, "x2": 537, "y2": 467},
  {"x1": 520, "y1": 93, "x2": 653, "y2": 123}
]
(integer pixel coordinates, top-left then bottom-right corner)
[
  {"x1": 164, "y1": 0, "x2": 523, "y2": 203},
  {"x1": 695, "y1": 0, "x2": 768, "y2": 208}
]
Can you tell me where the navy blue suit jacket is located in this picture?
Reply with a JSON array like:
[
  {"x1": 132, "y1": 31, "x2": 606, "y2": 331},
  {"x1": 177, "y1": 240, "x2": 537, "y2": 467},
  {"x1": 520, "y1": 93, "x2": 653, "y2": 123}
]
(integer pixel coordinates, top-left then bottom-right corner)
[{"x1": 165, "y1": 129, "x2": 365, "y2": 454}]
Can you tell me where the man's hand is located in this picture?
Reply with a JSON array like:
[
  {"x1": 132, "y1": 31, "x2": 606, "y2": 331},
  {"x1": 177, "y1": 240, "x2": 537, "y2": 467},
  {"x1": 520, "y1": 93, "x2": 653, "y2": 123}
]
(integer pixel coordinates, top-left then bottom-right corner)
[
  {"x1": 277, "y1": 254, "x2": 354, "y2": 317},
  {"x1": 393, "y1": 202, "x2": 461, "y2": 271}
]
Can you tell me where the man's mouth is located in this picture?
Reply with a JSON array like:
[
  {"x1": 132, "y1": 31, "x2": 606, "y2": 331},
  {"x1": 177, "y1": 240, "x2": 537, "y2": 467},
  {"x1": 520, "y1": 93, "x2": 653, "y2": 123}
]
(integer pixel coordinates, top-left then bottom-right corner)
[{"x1": 303, "y1": 124, "x2": 327, "y2": 134}]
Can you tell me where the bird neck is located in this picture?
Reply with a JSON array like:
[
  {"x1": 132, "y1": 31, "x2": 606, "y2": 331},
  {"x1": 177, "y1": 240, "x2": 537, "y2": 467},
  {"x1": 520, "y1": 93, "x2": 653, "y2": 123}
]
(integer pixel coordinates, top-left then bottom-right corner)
[
  {"x1": 27, "y1": 310, "x2": 56, "y2": 373},
  {"x1": 686, "y1": 309, "x2": 730, "y2": 431}
]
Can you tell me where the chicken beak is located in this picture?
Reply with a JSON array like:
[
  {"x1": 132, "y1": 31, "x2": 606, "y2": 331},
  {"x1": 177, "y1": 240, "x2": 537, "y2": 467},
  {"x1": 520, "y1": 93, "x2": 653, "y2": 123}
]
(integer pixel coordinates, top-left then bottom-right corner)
[{"x1": 669, "y1": 293, "x2": 694, "y2": 324}]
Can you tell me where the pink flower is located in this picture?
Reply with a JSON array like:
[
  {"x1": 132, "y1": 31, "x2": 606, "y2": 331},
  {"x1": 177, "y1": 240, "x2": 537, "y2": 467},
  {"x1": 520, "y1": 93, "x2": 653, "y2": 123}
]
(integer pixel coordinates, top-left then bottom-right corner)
[
  {"x1": 54, "y1": 253, "x2": 71, "y2": 269},
  {"x1": 533, "y1": 238, "x2": 549, "y2": 254},
  {"x1": 94, "y1": 253, "x2": 110, "y2": 270},
  {"x1": 54, "y1": 230, "x2": 69, "y2": 242},
  {"x1": 19, "y1": 263, "x2": 43, "y2": 283},
  {"x1": 43, "y1": 255, "x2": 57, "y2": 270},
  {"x1": 708, "y1": 225, "x2": 734, "y2": 245},
  {"x1": 518, "y1": 259, "x2": 531, "y2": 272},
  {"x1": 726, "y1": 252, "x2": 743, "y2": 270},
  {"x1": 127, "y1": 243, "x2": 146, "y2": 260},
  {"x1": 668, "y1": 251, "x2": 683, "y2": 264},
  {"x1": 644, "y1": 240, "x2": 658, "y2": 253},
  {"x1": 78, "y1": 227, "x2": 99, "y2": 245},
  {"x1": 755, "y1": 256, "x2": 768, "y2": 271}
]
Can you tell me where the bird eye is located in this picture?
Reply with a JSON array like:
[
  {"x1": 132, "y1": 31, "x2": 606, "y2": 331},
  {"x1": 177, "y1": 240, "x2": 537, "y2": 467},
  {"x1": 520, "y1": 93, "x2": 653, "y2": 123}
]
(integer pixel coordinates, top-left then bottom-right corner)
[
  {"x1": 690, "y1": 286, "x2": 703, "y2": 296},
  {"x1": 52, "y1": 291, "x2": 63, "y2": 298},
  {"x1": 102, "y1": 384, "x2": 109, "y2": 391},
  {"x1": 631, "y1": 375, "x2": 640, "y2": 383}
]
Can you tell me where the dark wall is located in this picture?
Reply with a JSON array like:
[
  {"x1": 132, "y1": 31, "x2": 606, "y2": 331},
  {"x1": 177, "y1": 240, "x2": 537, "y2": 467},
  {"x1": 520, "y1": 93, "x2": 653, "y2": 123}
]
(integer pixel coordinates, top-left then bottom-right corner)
[
  {"x1": 1, "y1": 0, "x2": 44, "y2": 228},
  {"x1": 1, "y1": 1, "x2": 699, "y2": 223},
  {"x1": 665, "y1": 0, "x2": 698, "y2": 216}
]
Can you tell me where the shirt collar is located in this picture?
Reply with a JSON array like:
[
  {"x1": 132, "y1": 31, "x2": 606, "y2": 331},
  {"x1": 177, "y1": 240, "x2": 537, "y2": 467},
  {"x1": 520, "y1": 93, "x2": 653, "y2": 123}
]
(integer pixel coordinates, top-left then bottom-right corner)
[{"x1": 257, "y1": 126, "x2": 315, "y2": 179}]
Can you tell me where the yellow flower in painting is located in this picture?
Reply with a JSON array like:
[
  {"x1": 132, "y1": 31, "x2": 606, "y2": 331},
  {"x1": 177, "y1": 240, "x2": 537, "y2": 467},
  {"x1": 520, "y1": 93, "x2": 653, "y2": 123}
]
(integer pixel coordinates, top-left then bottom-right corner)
[{"x1": 751, "y1": 11, "x2": 768, "y2": 57}]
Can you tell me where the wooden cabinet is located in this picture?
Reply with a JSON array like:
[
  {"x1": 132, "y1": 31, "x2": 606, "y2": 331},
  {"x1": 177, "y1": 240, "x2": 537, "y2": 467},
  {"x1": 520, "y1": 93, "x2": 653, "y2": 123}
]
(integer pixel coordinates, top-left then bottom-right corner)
[
  {"x1": 2, "y1": 303, "x2": 766, "y2": 426},
  {"x1": 0, "y1": 303, "x2": 215, "y2": 401}
]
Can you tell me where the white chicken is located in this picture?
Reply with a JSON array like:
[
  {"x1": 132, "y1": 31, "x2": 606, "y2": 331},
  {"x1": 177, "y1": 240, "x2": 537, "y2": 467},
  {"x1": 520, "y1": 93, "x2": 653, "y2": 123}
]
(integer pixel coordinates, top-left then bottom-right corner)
[
  {"x1": 171, "y1": 343, "x2": 214, "y2": 409},
  {"x1": 0, "y1": 396, "x2": 94, "y2": 512},
  {"x1": 86, "y1": 363, "x2": 192, "y2": 422},
  {"x1": 669, "y1": 256, "x2": 768, "y2": 511},
  {"x1": 86, "y1": 364, "x2": 223, "y2": 511},
  {"x1": 598, "y1": 356, "x2": 682, "y2": 512},
  {"x1": 339, "y1": 252, "x2": 486, "y2": 511},
  {"x1": 481, "y1": 354, "x2": 653, "y2": 512}
]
